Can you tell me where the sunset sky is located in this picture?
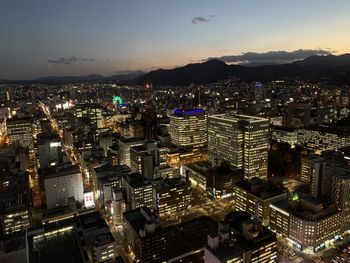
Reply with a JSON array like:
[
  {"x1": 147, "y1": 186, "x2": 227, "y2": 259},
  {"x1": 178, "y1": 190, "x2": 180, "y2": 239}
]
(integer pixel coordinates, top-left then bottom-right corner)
[{"x1": 1, "y1": 0, "x2": 350, "y2": 79}]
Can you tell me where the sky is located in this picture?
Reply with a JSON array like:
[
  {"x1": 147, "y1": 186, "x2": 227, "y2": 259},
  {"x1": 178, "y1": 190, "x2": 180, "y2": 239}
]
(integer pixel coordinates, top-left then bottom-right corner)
[{"x1": 1, "y1": 0, "x2": 350, "y2": 80}]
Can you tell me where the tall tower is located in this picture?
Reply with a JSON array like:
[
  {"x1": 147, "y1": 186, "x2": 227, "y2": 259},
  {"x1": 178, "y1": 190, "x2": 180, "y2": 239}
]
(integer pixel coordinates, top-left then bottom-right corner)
[{"x1": 208, "y1": 114, "x2": 269, "y2": 180}]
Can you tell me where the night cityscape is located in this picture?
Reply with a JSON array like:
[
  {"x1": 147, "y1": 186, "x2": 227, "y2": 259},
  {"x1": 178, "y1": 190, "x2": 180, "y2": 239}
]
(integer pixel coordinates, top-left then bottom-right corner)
[{"x1": 1, "y1": 1, "x2": 350, "y2": 263}]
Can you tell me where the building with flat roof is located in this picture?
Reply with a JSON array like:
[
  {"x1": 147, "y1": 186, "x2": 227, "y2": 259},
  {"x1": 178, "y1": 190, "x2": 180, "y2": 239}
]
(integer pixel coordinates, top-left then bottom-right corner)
[
  {"x1": 153, "y1": 177, "x2": 191, "y2": 219},
  {"x1": 234, "y1": 178, "x2": 287, "y2": 226},
  {"x1": 269, "y1": 195, "x2": 342, "y2": 253},
  {"x1": 123, "y1": 173, "x2": 153, "y2": 210},
  {"x1": 169, "y1": 109, "x2": 207, "y2": 148},
  {"x1": 208, "y1": 114, "x2": 269, "y2": 180},
  {"x1": 6, "y1": 117, "x2": 33, "y2": 150},
  {"x1": 117, "y1": 137, "x2": 145, "y2": 167},
  {"x1": 43, "y1": 165, "x2": 84, "y2": 210},
  {"x1": 123, "y1": 207, "x2": 166, "y2": 263}
]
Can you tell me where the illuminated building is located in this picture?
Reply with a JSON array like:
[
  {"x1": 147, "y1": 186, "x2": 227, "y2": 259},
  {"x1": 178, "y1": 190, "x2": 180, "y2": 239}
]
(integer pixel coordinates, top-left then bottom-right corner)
[
  {"x1": 234, "y1": 178, "x2": 287, "y2": 226},
  {"x1": 153, "y1": 177, "x2": 191, "y2": 219},
  {"x1": 111, "y1": 190, "x2": 126, "y2": 227},
  {"x1": 297, "y1": 125, "x2": 350, "y2": 152},
  {"x1": 37, "y1": 133, "x2": 63, "y2": 169},
  {"x1": 117, "y1": 137, "x2": 145, "y2": 167},
  {"x1": 75, "y1": 103, "x2": 103, "y2": 129},
  {"x1": 300, "y1": 155, "x2": 316, "y2": 185},
  {"x1": 332, "y1": 172, "x2": 350, "y2": 232},
  {"x1": 204, "y1": 211, "x2": 277, "y2": 263},
  {"x1": 123, "y1": 207, "x2": 166, "y2": 263},
  {"x1": 166, "y1": 146, "x2": 208, "y2": 171},
  {"x1": 43, "y1": 165, "x2": 84, "y2": 210},
  {"x1": 269, "y1": 196, "x2": 342, "y2": 253},
  {"x1": 92, "y1": 164, "x2": 130, "y2": 209},
  {"x1": 183, "y1": 160, "x2": 243, "y2": 199},
  {"x1": 6, "y1": 117, "x2": 33, "y2": 150},
  {"x1": 169, "y1": 109, "x2": 207, "y2": 147},
  {"x1": 271, "y1": 125, "x2": 298, "y2": 148},
  {"x1": 208, "y1": 114, "x2": 269, "y2": 180},
  {"x1": 123, "y1": 173, "x2": 153, "y2": 210},
  {"x1": 130, "y1": 141, "x2": 172, "y2": 181},
  {"x1": 0, "y1": 176, "x2": 31, "y2": 235}
]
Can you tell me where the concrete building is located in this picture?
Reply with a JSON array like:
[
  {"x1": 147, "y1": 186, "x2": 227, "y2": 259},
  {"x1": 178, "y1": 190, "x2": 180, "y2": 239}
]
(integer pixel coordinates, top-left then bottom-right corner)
[
  {"x1": 123, "y1": 207, "x2": 166, "y2": 263},
  {"x1": 6, "y1": 117, "x2": 33, "y2": 150},
  {"x1": 37, "y1": 133, "x2": 63, "y2": 169},
  {"x1": 234, "y1": 178, "x2": 287, "y2": 226},
  {"x1": 285, "y1": 102, "x2": 312, "y2": 128},
  {"x1": 123, "y1": 173, "x2": 153, "y2": 210},
  {"x1": 271, "y1": 125, "x2": 298, "y2": 148},
  {"x1": 169, "y1": 109, "x2": 207, "y2": 147},
  {"x1": 43, "y1": 165, "x2": 84, "y2": 210},
  {"x1": 153, "y1": 177, "x2": 191, "y2": 219},
  {"x1": 208, "y1": 114, "x2": 269, "y2": 180},
  {"x1": 75, "y1": 103, "x2": 103, "y2": 129},
  {"x1": 117, "y1": 137, "x2": 145, "y2": 167},
  {"x1": 269, "y1": 195, "x2": 342, "y2": 253}
]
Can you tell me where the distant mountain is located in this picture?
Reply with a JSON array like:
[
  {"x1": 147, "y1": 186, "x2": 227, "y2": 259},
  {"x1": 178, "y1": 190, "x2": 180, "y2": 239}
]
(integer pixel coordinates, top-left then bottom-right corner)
[
  {"x1": 0, "y1": 70, "x2": 145, "y2": 85},
  {"x1": 136, "y1": 54, "x2": 350, "y2": 85}
]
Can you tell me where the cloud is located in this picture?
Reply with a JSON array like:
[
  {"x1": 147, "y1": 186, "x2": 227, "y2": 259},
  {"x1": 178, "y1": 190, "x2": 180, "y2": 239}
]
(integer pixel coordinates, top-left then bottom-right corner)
[
  {"x1": 208, "y1": 49, "x2": 334, "y2": 65},
  {"x1": 191, "y1": 16, "x2": 210, "y2": 24},
  {"x1": 47, "y1": 56, "x2": 95, "y2": 65}
]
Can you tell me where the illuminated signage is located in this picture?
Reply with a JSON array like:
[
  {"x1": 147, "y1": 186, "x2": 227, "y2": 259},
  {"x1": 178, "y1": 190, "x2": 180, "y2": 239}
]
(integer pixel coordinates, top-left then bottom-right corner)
[{"x1": 84, "y1": 192, "x2": 95, "y2": 208}]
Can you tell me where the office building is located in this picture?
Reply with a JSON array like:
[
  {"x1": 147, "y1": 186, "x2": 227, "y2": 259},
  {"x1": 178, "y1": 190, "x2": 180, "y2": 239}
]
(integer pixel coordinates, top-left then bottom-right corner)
[
  {"x1": 169, "y1": 109, "x2": 207, "y2": 147},
  {"x1": 332, "y1": 172, "x2": 350, "y2": 232},
  {"x1": 43, "y1": 165, "x2": 84, "y2": 210},
  {"x1": 123, "y1": 207, "x2": 166, "y2": 263},
  {"x1": 271, "y1": 125, "x2": 298, "y2": 148},
  {"x1": 153, "y1": 177, "x2": 191, "y2": 219},
  {"x1": 6, "y1": 117, "x2": 33, "y2": 150},
  {"x1": 117, "y1": 137, "x2": 145, "y2": 167},
  {"x1": 204, "y1": 211, "x2": 277, "y2": 263},
  {"x1": 183, "y1": 160, "x2": 244, "y2": 199},
  {"x1": 37, "y1": 133, "x2": 63, "y2": 169},
  {"x1": 269, "y1": 195, "x2": 342, "y2": 253},
  {"x1": 75, "y1": 103, "x2": 103, "y2": 129},
  {"x1": 123, "y1": 173, "x2": 153, "y2": 210},
  {"x1": 208, "y1": 114, "x2": 269, "y2": 180},
  {"x1": 234, "y1": 178, "x2": 287, "y2": 226},
  {"x1": 285, "y1": 102, "x2": 312, "y2": 128}
]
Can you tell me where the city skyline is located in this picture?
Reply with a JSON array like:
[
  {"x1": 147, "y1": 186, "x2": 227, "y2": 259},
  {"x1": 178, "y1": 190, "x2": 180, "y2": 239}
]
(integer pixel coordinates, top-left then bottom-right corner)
[{"x1": 1, "y1": 0, "x2": 350, "y2": 79}]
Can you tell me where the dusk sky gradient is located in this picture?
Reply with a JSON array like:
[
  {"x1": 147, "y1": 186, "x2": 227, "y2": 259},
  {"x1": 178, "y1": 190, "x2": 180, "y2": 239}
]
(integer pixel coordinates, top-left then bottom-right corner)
[{"x1": 1, "y1": 0, "x2": 350, "y2": 79}]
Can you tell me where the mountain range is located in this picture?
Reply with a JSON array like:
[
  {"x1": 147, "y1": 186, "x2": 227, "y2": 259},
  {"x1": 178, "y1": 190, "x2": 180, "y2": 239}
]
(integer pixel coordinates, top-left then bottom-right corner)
[{"x1": 1, "y1": 54, "x2": 350, "y2": 85}]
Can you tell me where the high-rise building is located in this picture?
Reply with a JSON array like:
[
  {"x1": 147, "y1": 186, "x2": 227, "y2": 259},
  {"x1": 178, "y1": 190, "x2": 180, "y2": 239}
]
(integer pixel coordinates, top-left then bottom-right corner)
[
  {"x1": 169, "y1": 109, "x2": 207, "y2": 147},
  {"x1": 6, "y1": 117, "x2": 33, "y2": 150},
  {"x1": 117, "y1": 137, "x2": 145, "y2": 167},
  {"x1": 153, "y1": 177, "x2": 191, "y2": 219},
  {"x1": 208, "y1": 114, "x2": 269, "y2": 180},
  {"x1": 75, "y1": 103, "x2": 103, "y2": 129},
  {"x1": 43, "y1": 165, "x2": 84, "y2": 209},
  {"x1": 123, "y1": 173, "x2": 153, "y2": 210},
  {"x1": 123, "y1": 207, "x2": 166, "y2": 263},
  {"x1": 37, "y1": 133, "x2": 63, "y2": 169},
  {"x1": 285, "y1": 102, "x2": 312, "y2": 128},
  {"x1": 332, "y1": 172, "x2": 350, "y2": 232}
]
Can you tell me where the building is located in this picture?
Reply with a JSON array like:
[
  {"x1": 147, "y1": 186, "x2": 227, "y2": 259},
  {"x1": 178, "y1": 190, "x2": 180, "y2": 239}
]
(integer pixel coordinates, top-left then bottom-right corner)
[
  {"x1": 117, "y1": 137, "x2": 145, "y2": 167},
  {"x1": 130, "y1": 141, "x2": 172, "y2": 181},
  {"x1": 6, "y1": 117, "x2": 33, "y2": 150},
  {"x1": 271, "y1": 125, "x2": 298, "y2": 148},
  {"x1": 285, "y1": 102, "x2": 312, "y2": 128},
  {"x1": 43, "y1": 165, "x2": 84, "y2": 210},
  {"x1": 123, "y1": 207, "x2": 166, "y2": 263},
  {"x1": 234, "y1": 178, "x2": 287, "y2": 226},
  {"x1": 169, "y1": 109, "x2": 207, "y2": 147},
  {"x1": 92, "y1": 164, "x2": 130, "y2": 209},
  {"x1": 123, "y1": 173, "x2": 153, "y2": 210},
  {"x1": 153, "y1": 177, "x2": 191, "y2": 219},
  {"x1": 0, "y1": 174, "x2": 31, "y2": 235},
  {"x1": 166, "y1": 146, "x2": 208, "y2": 171},
  {"x1": 37, "y1": 133, "x2": 63, "y2": 169},
  {"x1": 75, "y1": 103, "x2": 103, "y2": 129},
  {"x1": 269, "y1": 195, "x2": 342, "y2": 253},
  {"x1": 204, "y1": 211, "x2": 277, "y2": 263},
  {"x1": 208, "y1": 114, "x2": 269, "y2": 180},
  {"x1": 183, "y1": 160, "x2": 244, "y2": 199},
  {"x1": 332, "y1": 172, "x2": 350, "y2": 232},
  {"x1": 297, "y1": 125, "x2": 350, "y2": 152}
]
